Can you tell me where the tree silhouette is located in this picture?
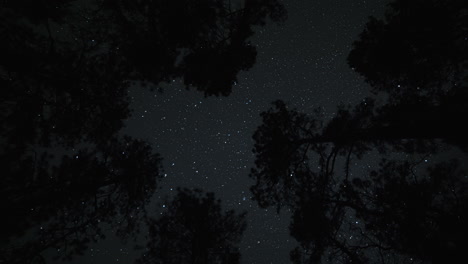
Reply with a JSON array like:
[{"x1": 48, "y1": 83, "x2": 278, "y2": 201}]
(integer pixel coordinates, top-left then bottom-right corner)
[
  {"x1": 285, "y1": 158, "x2": 468, "y2": 264},
  {"x1": 137, "y1": 189, "x2": 247, "y2": 264},
  {"x1": 347, "y1": 0, "x2": 468, "y2": 150},
  {"x1": 348, "y1": 0, "x2": 468, "y2": 96},
  {"x1": 251, "y1": 101, "x2": 371, "y2": 263},
  {"x1": 1, "y1": 0, "x2": 287, "y2": 182},
  {"x1": 250, "y1": 0, "x2": 468, "y2": 262},
  {"x1": 351, "y1": 159, "x2": 468, "y2": 263},
  {"x1": 251, "y1": 100, "x2": 468, "y2": 263},
  {"x1": 2, "y1": 0, "x2": 286, "y2": 262},
  {"x1": 1, "y1": 136, "x2": 163, "y2": 264},
  {"x1": 2, "y1": 0, "x2": 286, "y2": 99}
]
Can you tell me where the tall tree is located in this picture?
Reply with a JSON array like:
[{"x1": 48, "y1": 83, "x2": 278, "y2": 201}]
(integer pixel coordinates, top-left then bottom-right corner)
[
  {"x1": 137, "y1": 189, "x2": 247, "y2": 264},
  {"x1": 1, "y1": 0, "x2": 286, "y2": 262},
  {"x1": 1, "y1": 137, "x2": 163, "y2": 264},
  {"x1": 250, "y1": 0, "x2": 468, "y2": 262}
]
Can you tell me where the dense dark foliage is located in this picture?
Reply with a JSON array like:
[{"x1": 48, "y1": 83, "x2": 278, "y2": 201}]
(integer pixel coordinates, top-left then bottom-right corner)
[
  {"x1": 137, "y1": 189, "x2": 247, "y2": 264},
  {"x1": 250, "y1": 0, "x2": 468, "y2": 263},
  {"x1": 1, "y1": 137, "x2": 162, "y2": 264},
  {"x1": 1, "y1": 0, "x2": 285, "y2": 263}
]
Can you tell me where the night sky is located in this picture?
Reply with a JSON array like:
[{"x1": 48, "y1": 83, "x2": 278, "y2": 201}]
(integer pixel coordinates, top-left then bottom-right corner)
[
  {"x1": 61, "y1": 1, "x2": 388, "y2": 263},
  {"x1": 8, "y1": 0, "x2": 467, "y2": 263}
]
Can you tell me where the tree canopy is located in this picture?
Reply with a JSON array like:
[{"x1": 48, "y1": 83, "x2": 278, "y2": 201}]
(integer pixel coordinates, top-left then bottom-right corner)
[
  {"x1": 1, "y1": 137, "x2": 163, "y2": 264},
  {"x1": 250, "y1": 0, "x2": 468, "y2": 263},
  {"x1": 1, "y1": 0, "x2": 286, "y2": 262}
]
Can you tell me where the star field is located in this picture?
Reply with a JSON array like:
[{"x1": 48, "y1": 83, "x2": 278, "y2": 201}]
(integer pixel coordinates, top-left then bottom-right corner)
[{"x1": 56, "y1": 1, "x2": 389, "y2": 263}]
